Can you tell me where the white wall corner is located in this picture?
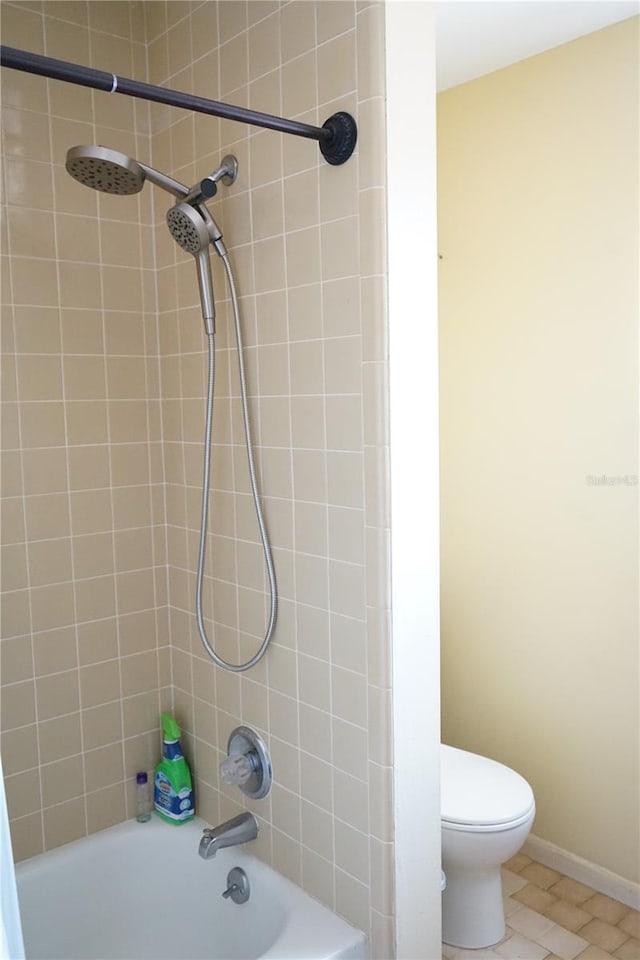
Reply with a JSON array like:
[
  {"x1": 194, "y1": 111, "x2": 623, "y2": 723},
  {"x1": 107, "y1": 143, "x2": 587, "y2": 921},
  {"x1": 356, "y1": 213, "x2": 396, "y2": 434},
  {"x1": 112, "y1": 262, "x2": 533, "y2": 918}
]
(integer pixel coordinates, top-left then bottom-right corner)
[{"x1": 386, "y1": 3, "x2": 442, "y2": 958}]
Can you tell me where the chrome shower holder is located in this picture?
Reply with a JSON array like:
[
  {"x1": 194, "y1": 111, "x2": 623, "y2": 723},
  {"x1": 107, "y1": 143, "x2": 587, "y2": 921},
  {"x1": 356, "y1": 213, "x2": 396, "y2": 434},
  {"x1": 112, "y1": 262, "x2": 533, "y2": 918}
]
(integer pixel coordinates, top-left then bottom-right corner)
[
  {"x1": 183, "y1": 154, "x2": 239, "y2": 205},
  {"x1": 217, "y1": 154, "x2": 238, "y2": 186}
]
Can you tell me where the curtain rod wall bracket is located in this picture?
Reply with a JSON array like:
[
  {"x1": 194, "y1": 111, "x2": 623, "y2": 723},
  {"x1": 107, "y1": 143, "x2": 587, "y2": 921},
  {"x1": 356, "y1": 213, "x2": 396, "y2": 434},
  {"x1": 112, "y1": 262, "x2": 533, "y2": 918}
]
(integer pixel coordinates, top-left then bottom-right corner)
[
  {"x1": 319, "y1": 112, "x2": 358, "y2": 166},
  {"x1": 0, "y1": 45, "x2": 357, "y2": 167}
]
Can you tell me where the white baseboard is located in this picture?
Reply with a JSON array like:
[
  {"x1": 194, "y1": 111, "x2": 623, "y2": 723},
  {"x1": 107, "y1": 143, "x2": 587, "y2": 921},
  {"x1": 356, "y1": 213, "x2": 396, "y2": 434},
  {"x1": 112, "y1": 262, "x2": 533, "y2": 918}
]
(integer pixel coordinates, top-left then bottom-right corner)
[{"x1": 523, "y1": 834, "x2": 640, "y2": 910}]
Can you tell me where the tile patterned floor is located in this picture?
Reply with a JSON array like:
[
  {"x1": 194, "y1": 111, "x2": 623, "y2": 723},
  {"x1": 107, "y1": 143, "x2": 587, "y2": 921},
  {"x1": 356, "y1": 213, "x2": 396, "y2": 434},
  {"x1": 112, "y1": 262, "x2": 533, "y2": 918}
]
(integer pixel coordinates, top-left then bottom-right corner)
[{"x1": 442, "y1": 852, "x2": 640, "y2": 960}]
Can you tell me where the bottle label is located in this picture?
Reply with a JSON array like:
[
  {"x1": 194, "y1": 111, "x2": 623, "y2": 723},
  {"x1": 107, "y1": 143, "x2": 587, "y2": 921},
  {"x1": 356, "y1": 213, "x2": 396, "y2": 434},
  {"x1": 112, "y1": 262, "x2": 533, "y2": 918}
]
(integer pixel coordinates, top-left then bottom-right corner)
[
  {"x1": 163, "y1": 740, "x2": 183, "y2": 761},
  {"x1": 154, "y1": 771, "x2": 194, "y2": 821}
]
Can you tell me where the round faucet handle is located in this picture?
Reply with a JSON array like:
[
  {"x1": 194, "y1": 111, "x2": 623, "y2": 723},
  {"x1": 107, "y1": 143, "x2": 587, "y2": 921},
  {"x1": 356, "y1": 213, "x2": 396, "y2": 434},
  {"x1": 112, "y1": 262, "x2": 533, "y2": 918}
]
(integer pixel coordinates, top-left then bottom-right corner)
[{"x1": 220, "y1": 753, "x2": 253, "y2": 786}]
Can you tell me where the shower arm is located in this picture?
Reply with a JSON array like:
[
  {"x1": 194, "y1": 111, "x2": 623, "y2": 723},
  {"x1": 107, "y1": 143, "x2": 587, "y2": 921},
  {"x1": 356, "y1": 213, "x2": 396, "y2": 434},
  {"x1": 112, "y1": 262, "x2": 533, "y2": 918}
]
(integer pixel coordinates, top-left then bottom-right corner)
[
  {"x1": 139, "y1": 163, "x2": 189, "y2": 200},
  {"x1": 0, "y1": 45, "x2": 357, "y2": 166}
]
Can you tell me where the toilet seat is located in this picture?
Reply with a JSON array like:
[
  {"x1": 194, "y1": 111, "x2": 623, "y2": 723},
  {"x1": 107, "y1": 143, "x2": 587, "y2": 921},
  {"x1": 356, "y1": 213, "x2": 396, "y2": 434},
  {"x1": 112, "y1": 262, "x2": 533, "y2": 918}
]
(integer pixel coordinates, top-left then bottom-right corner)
[{"x1": 441, "y1": 744, "x2": 535, "y2": 831}]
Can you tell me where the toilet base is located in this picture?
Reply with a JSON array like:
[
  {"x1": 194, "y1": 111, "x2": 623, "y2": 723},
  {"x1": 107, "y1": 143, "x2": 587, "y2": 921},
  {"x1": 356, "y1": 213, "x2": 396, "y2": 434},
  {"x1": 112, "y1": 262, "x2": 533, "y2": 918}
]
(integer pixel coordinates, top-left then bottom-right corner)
[{"x1": 442, "y1": 866, "x2": 505, "y2": 948}]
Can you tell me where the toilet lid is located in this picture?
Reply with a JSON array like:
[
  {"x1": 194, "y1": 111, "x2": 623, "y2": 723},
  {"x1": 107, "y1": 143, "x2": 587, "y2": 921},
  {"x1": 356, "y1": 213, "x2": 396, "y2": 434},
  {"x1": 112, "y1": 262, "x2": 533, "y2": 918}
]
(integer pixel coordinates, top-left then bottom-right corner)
[{"x1": 441, "y1": 744, "x2": 534, "y2": 827}]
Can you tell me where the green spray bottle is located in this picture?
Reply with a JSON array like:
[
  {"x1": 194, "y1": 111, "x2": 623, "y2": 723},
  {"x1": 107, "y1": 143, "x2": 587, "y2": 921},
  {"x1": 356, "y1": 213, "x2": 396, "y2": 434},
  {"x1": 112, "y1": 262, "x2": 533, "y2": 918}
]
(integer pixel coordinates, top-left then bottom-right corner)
[{"x1": 154, "y1": 713, "x2": 194, "y2": 824}]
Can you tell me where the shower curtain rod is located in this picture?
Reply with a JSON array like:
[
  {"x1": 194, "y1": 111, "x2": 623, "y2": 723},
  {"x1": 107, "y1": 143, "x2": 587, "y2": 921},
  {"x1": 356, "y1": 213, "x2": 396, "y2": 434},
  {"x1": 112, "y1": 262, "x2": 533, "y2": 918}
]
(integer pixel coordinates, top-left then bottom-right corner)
[{"x1": 0, "y1": 45, "x2": 357, "y2": 166}]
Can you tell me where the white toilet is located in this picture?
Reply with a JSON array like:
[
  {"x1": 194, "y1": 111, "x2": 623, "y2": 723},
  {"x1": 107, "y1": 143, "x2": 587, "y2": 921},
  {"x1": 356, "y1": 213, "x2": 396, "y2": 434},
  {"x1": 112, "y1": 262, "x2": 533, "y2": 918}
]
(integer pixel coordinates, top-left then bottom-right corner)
[{"x1": 441, "y1": 744, "x2": 536, "y2": 949}]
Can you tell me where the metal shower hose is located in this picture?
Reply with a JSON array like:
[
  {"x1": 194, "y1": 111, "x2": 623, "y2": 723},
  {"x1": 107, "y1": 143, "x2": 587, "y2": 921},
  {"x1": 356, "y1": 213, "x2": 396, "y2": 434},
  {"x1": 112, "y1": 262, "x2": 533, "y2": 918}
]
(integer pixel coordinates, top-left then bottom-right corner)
[{"x1": 195, "y1": 252, "x2": 277, "y2": 672}]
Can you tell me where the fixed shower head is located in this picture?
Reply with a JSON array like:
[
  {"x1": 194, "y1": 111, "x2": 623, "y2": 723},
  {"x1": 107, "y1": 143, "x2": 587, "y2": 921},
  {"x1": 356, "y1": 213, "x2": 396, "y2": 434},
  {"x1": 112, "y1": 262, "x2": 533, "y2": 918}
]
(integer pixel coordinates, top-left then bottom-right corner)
[
  {"x1": 166, "y1": 202, "x2": 216, "y2": 334},
  {"x1": 66, "y1": 145, "x2": 190, "y2": 199},
  {"x1": 65, "y1": 145, "x2": 145, "y2": 195}
]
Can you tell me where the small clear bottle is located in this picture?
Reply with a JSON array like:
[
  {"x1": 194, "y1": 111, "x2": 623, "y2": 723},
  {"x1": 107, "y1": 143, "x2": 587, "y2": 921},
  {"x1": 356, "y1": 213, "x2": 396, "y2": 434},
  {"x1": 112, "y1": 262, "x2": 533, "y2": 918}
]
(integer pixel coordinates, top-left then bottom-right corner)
[{"x1": 136, "y1": 771, "x2": 151, "y2": 822}]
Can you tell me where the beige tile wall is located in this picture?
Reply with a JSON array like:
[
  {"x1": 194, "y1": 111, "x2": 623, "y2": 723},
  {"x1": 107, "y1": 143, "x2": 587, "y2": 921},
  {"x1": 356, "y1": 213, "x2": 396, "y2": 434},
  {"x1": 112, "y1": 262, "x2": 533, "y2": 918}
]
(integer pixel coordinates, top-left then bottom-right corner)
[
  {"x1": 1, "y1": 1, "x2": 392, "y2": 955},
  {"x1": 145, "y1": 3, "x2": 392, "y2": 952},
  {"x1": 1, "y1": 0, "x2": 170, "y2": 860}
]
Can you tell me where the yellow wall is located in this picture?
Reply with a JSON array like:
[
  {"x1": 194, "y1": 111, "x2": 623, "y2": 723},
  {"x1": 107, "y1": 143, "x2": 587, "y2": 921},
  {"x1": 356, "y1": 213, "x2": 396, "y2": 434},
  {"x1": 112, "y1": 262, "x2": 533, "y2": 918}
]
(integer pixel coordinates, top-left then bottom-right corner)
[{"x1": 438, "y1": 17, "x2": 639, "y2": 883}]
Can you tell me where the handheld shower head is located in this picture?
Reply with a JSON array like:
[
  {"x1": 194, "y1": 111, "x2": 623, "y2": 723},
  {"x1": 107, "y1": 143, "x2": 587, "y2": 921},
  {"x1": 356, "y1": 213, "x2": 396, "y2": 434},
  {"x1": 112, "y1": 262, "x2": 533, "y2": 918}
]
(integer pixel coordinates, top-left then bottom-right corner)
[
  {"x1": 166, "y1": 203, "x2": 211, "y2": 255},
  {"x1": 166, "y1": 203, "x2": 216, "y2": 334},
  {"x1": 66, "y1": 145, "x2": 145, "y2": 195}
]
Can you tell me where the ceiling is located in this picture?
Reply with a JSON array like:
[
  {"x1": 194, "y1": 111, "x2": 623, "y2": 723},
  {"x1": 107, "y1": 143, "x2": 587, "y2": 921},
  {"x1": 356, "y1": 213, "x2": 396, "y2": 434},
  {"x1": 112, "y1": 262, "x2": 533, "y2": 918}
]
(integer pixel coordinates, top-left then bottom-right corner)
[{"x1": 436, "y1": 1, "x2": 639, "y2": 91}]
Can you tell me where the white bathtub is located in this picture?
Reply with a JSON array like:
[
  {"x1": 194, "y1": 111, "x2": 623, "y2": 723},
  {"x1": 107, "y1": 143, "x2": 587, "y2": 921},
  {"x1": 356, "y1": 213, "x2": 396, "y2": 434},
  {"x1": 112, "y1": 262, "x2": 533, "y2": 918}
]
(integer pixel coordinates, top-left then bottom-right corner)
[{"x1": 16, "y1": 816, "x2": 368, "y2": 960}]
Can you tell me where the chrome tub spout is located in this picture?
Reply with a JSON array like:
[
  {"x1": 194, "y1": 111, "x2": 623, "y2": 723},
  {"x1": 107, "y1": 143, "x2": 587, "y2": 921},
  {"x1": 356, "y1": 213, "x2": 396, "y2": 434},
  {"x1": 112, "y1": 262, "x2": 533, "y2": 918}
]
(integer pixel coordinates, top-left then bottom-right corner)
[{"x1": 198, "y1": 812, "x2": 258, "y2": 860}]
